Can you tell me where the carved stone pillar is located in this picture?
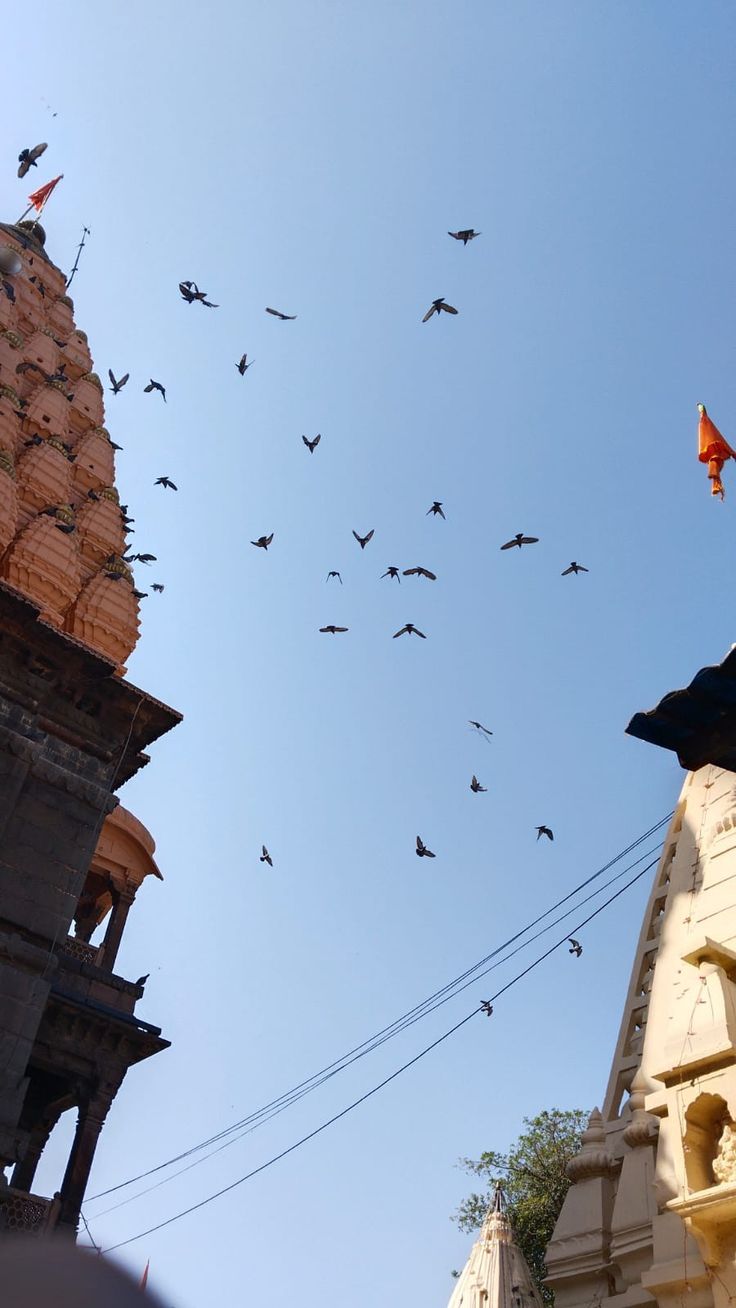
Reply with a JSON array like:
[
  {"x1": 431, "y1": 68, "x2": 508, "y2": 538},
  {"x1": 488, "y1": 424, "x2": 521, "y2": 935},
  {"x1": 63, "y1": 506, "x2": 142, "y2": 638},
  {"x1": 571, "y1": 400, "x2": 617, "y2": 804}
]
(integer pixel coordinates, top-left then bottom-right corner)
[
  {"x1": 10, "y1": 1107, "x2": 63, "y2": 1193},
  {"x1": 57, "y1": 1086, "x2": 116, "y2": 1234},
  {"x1": 545, "y1": 1108, "x2": 617, "y2": 1307},
  {"x1": 98, "y1": 888, "x2": 135, "y2": 972}
]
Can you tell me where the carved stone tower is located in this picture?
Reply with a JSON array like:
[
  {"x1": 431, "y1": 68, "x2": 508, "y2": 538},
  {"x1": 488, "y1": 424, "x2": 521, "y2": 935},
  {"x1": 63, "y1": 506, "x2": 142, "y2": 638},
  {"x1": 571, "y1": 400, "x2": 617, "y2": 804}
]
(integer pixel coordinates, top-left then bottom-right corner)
[
  {"x1": 448, "y1": 1185, "x2": 544, "y2": 1308},
  {"x1": 0, "y1": 219, "x2": 180, "y2": 1237},
  {"x1": 546, "y1": 650, "x2": 736, "y2": 1308}
]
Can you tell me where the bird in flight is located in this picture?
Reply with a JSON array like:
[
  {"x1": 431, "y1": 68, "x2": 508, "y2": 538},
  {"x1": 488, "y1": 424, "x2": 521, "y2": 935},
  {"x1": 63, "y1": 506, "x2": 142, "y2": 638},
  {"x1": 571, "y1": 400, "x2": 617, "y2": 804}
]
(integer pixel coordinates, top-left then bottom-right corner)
[
  {"x1": 251, "y1": 534, "x2": 274, "y2": 550},
  {"x1": 125, "y1": 552, "x2": 157, "y2": 565},
  {"x1": 536, "y1": 825, "x2": 554, "y2": 842},
  {"x1": 469, "y1": 720, "x2": 493, "y2": 738},
  {"x1": 382, "y1": 566, "x2": 401, "y2": 582},
  {"x1": 561, "y1": 561, "x2": 589, "y2": 575},
  {"x1": 236, "y1": 354, "x2": 253, "y2": 375},
  {"x1": 353, "y1": 529, "x2": 374, "y2": 550},
  {"x1": 393, "y1": 623, "x2": 426, "y2": 639},
  {"x1": 302, "y1": 434, "x2": 321, "y2": 453},
  {"x1": 326, "y1": 571, "x2": 342, "y2": 583},
  {"x1": 448, "y1": 229, "x2": 481, "y2": 245},
  {"x1": 403, "y1": 566, "x2": 436, "y2": 581},
  {"x1": 470, "y1": 775, "x2": 487, "y2": 793},
  {"x1": 260, "y1": 845, "x2": 273, "y2": 867},
  {"x1": 144, "y1": 379, "x2": 166, "y2": 402},
  {"x1": 422, "y1": 297, "x2": 458, "y2": 322},
  {"x1": 179, "y1": 280, "x2": 218, "y2": 307},
  {"x1": 500, "y1": 533, "x2": 539, "y2": 550},
  {"x1": 416, "y1": 836, "x2": 435, "y2": 858},
  {"x1": 319, "y1": 625, "x2": 348, "y2": 634},
  {"x1": 426, "y1": 501, "x2": 445, "y2": 518},
  {"x1": 155, "y1": 476, "x2": 177, "y2": 491},
  {"x1": 152, "y1": 583, "x2": 165, "y2": 593},
  {"x1": 17, "y1": 143, "x2": 47, "y2": 178},
  {"x1": 108, "y1": 369, "x2": 129, "y2": 395},
  {"x1": 480, "y1": 1000, "x2": 494, "y2": 1016},
  {"x1": 568, "y1": 938, "x2": 583, "y2": 957},
  {"x1": 133, "y1": 588, "x2": 148, "y2": 600},
  {"x1": 266, "y1": 307, "x2": 296, "y2": 320}
]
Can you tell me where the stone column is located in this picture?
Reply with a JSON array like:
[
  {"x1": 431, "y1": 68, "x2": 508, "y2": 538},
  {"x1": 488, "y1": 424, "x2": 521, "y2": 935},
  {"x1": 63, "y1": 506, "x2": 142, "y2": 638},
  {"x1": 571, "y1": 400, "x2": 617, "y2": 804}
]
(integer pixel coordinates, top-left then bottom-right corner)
[
  {"x1": 57, "y1": 1086, "x2": 116, "y2": 1234},
  {"x1": 99, "y1": 889, "x2": 135, "y2": 972},
  {"x1": 10, "y1": 1107, "x2": 63, "y2": 1193}
]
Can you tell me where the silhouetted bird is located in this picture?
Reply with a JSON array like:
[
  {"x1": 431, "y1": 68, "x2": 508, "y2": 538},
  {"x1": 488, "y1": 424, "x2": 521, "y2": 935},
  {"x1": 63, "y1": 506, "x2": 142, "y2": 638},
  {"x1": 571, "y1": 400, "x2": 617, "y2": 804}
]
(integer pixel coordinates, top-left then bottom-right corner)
[
  {"x1": 125, "y1": 553, "x2": 157, "y2": 565},
  {"x1": 469, "y1": 720, "x2": 493, "y2": 737},
  {"x1": 179, "y1": 280, "x2": 218, "y2": 307},
  {"x1": 302, "y1": 434, "x2": 321, "y2": 453},
  {"x1": 426, "y1": 501, "x2": 445, "y2": 518},
  {"x1": 422, "y1": 297, "x2": 458, "y2": 322},
  {"x1": 393, "y1": 623, "x2": 426, "y2": 639},
  {"x1": 236, "y1": 354, "x2": 253, "y2": 375},
  {"x1": 403, "y1": 566, "x2": 436, "y2": 580},
  {"x1": 500, "y1": 533, "x2": 539, "y2": 550},
  {"x1": 568, "y1": 938, "x2": 583, "y2": 957},
  {"x1": 133, "y1": 589, "x2": 148, "y2": 600},
  {"x1": 108, "y1": 369, "x2": 129, "y2": 394},
  {"x1": 561, "y1": 561, "x2": 589, "y2": 575},
  {"x1": 382, "y1": 566, "x2": 401, "y2": 582},
  {"x1": 470, "y1": 775, "x2": 487, "y2": 793},
  {"x1": 17, "y1": 143, "x2": 47, "y2": 178},
  {"x1": 135, "y1": 974, "x2": 149, "y2": 988},
  {"x1": 260, "y1": 845, "x2": 273, "y2": 867},
  {"x1": 29, "y1": 275, "x2": 47, "y2": 298},
  {"x1": 536, "y1": 825, "x2": 554, "y2": 842},
  {"x1": 480, "y1": 1000, "x2": 494, "y2": 1016},
  {"x1": 266, "y1": 307, "x2": 296, "y2": 320},
  {"x1": 319, "y1": 625, "x2": 348, "y2": 634},
  {"x1": 144, "y1": 379, "x2": 166, "y2": 402},
  {"x1": 155, "y1": 476, "x2": 178, "y2": 490},
  {"x1": 326, "y1": 571, "x2": 342, "y2": 583},
  {"x1": 448, "y1": 229, "x2": 481, "y2": 244},
  {"x1": 353, "y1": 529, "x2": 374, "y2": 549},
  {"x1": 416, "y1": 836, "x2": 435, "y2": 858},
  {"x1": 152, "y1": 583, "x2": 165, "y2": 593},
  {"x1": 251, "y1": 534, "x2": 274, "y2": 550},
  {"x1": 1, "y1": 281, "x2": 16, "y2": 303}
]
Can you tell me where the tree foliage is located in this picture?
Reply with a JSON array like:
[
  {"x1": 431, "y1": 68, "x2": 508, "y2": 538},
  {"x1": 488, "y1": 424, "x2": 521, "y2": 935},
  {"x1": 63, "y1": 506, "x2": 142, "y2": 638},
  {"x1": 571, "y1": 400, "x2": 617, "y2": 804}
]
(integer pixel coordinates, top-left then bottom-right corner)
[{"x1": 454, "y1": 1108, "x2": 588, "y2": 1305}]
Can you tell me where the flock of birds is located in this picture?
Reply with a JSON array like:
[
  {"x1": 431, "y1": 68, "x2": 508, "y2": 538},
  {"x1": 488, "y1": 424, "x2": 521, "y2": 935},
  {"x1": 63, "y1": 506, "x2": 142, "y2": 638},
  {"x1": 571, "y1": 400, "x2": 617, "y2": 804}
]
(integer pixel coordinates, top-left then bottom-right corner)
[{"x1": 13, "y1": 140, "x2": 588, "y2": 974}]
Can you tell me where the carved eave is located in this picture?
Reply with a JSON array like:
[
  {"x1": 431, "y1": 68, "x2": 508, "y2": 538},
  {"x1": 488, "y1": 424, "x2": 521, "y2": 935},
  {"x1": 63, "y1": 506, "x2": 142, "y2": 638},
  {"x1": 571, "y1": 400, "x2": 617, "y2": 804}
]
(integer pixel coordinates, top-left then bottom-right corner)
[
  {"x1": 33, "y1": 988, "x2": 169, "y2": 1081},
  {"x1": 0, "y1": 580, "x2": 180, "y2": 786}
]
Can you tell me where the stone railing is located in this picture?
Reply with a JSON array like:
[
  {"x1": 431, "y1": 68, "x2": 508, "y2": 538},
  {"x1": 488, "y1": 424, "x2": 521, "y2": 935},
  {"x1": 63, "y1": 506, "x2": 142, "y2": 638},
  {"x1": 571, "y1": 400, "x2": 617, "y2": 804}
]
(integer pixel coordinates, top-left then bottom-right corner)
[
  {"x1": 59, "y1": 936, "x2": 99, "y2": 966},
  {"x1": 0, "y1": 1187, "x2": 60, "y2": 1234}
]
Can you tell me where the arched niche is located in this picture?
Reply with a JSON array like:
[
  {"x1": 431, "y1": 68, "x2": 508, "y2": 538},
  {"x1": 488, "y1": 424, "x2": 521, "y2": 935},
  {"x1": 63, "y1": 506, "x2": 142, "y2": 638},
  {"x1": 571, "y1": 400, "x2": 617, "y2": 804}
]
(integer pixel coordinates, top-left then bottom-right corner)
[{"x1": 683, "y1": 1092, "x2": 731, "y2": 1192}]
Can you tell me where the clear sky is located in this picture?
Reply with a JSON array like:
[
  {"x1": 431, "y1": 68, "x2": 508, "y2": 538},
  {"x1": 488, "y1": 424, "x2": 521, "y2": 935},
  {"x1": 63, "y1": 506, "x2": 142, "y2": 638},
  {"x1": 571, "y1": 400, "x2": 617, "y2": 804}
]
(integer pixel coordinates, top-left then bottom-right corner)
[{"x1": 5, "y1": 2, "x2": 736, "y2": 1303}]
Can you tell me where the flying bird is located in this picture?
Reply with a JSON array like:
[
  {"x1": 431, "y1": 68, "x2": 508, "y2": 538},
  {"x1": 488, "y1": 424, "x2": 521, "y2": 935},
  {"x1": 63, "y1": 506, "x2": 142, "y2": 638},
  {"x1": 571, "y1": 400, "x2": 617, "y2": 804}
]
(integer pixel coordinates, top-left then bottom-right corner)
[
  {"x1": 561, "y1": 562, "x2": 589, "y2": 575},
  {"x1": 251, "y1": 534, "x2": 274, "y2": 550},
  {"x1": 326, "y1": 571, "x2": 342, "y2": 583},
  {"x1": 352, "y1": 529, "x2": 374, "y2": 550},
  {"x1": 133, "y1": 589, "x2": 148, "y2": 600},
  {"x1": 302, "y1": 434, "x2": 321, "y2": 453},
  {"x1": 568, "y1": 938, "x2": 583, "y2": 957},
  {"x1": 236, "y1": 354, "x2": 253, "y2": 375},
  {"x1": 17, "y1": 143, "x2": 47, "y2": 178},
  {"x1": 266, "y1": 307, "x2": 296, "y2": 320},
  {"x1": 393, "y1": 623, "x2": 426, "y2": 639},
  {"x1": 382, "y1": 566, "x2": 401, "y2": 582},
  {"x1": 135, "y1": 974, "x2": 150, "y2": 988},
  {"x1": 500, "y1": 533, "x2": 539, "y2": 550},
  {"x1": 470, "y1": 776, "x2": 487, "y2": 793},
  {"x1": 155, "y1": 476, "x2": 178, "y2": 490},
  {"x1": 179, "y1": 280, "x2": 218, "y2": 307},
  {"x1": 152, "y1": 583, "x2": 165, "y2": 593},
  {"x1": 422, "y1": 297, "x2": 458, "y2": 322},
  {"x1": 416, "y1": 836, "x2": 435, "y2": 858},
  {"x1": 448, "y1": 229, "x2": 481, "y2": 244},
  {"x1": 144, "y1": 379, "x2": 166, "y2": 402},
  {"x1": 426, "y1": 501, "x2": 445, "y2": 518},
  {"x1": 480, "y1": 1000, "x2": 494, "y2": 1016},
  {"x1": 469, "y1": 720, "x2": 493, "y2": 738},
  {"x1": 260, "y1": 845, "x2": 273, "y2": 867},
  {"x1": 319, "y1": 625, "x2": 348, "y2": 634},
  {"x1": 403, "y1": 566, "x2": 436, "y2": 581},
  {"x1": 125, "y1": 552, "x2": 157, "y2": 564},
  {"x1": 108, "y1": 369, "x2": 129, "y2": 394},
  {"x1": 536, "y1": 825, "x2": 554, "y2": 842}
]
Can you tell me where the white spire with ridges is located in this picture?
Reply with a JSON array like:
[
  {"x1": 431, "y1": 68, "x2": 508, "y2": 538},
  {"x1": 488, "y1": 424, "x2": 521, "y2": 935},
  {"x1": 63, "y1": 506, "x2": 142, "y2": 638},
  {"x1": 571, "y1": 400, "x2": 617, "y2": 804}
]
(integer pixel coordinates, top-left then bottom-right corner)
[{"x1": 448, "y1": 1186, "x2": 544, "y2": 1308}]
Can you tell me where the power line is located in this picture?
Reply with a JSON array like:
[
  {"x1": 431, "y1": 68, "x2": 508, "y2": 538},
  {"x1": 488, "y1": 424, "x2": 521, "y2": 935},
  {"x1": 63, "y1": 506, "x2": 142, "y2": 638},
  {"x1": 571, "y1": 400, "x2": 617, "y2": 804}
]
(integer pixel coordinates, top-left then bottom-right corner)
[
  {"x1": 88, "y1": 812, "x2": 671, "y2": 1205},
  {"x1": 100, "y1": 859, "x2": 655, "y2": 1254}
]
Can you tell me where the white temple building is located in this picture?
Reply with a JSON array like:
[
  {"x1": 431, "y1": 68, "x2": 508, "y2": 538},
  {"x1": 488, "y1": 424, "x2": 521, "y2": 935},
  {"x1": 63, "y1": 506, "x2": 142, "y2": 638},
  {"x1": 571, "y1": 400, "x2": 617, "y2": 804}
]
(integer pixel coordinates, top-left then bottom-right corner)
[{"x1": 448, "y1": 1185, "x2": 544, "y2": 1308}]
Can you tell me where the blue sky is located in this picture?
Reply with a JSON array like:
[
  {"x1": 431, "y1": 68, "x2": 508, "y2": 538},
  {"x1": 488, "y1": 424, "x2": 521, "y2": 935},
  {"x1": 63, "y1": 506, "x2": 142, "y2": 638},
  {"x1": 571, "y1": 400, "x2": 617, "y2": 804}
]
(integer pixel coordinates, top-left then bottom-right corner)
[{"x1": 5, "y1": 1, "x2": 736, "y2": 1302}]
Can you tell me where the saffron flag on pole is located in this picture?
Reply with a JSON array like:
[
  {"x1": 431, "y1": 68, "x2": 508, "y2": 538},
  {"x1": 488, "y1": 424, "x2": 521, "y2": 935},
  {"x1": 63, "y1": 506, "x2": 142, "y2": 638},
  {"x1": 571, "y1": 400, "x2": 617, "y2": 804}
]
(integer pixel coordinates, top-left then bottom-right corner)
[
  {"x1": 27, "y1": 174, "x2": 63, "y2": 213},
  {"x1": 698, "y1": 403, "x2": 736, "y2": 499},
  {"x1": 139, "y1": 1260, "x2": 150, "y2": 1291}
]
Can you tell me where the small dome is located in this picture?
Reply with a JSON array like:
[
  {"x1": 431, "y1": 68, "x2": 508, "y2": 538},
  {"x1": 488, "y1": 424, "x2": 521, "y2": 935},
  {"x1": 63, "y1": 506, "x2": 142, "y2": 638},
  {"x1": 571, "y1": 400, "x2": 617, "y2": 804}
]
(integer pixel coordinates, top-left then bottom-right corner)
[
  {"x1": 2, "y1": 511, "x2": 82, "y2": 625},
  {"x1": 66, "y1": 567, "x2": 140, "y2": 667},
  {"x1": 15, "y1": 221, "x2": 46, "y2": 248}
]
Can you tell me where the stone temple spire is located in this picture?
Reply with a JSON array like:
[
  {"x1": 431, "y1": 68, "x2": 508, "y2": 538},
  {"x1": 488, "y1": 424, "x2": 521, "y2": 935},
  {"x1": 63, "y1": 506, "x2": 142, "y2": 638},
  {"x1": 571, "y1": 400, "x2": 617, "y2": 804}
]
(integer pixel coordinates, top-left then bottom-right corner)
[{"x1": 448, "y1": 1185, "x2": 543, "y2": 1308}]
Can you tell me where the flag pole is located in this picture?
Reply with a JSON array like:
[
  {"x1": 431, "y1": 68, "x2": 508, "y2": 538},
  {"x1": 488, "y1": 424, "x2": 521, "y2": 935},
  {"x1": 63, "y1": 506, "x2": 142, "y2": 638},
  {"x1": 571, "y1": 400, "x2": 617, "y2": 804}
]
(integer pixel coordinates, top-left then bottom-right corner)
[
  {"x1": 15, "y1": 174, "x2": 64, "y2": 227},
  {"x1": 66, "y1": 226, "x2": 90, "y2": 289}
]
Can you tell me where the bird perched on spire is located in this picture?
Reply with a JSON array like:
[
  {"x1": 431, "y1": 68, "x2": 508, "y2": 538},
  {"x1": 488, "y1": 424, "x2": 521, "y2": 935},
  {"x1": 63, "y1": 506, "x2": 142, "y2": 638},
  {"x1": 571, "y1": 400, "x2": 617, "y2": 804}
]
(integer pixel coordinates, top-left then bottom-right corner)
[
  {"x1": 422, "y1": 297, "x2": 458, "y2": 322},
  {"x1": 536, "y1": 825, "x2": 554, "y2": 841},
  {"x1": 179, "y1": 280, "x2": 219, "y2": 307},
  {"x1": 561, "y1": 561, "x2": 588, "y2": 575},
  {"x1": 501, "y1": 533, "x2": 539, "y2": 550},
  {"x1": 448, "y1": 229, "x2": 480, "y2": 244},
  {"x1": 568, "y1": 938, "x2": 583, "y2": 957},
  {"x1": 416, "y1": 836, "x2": 435, "y2": 858},
  {"x1": 698, "y1": 403, "x2": 736, "y2": 499}
]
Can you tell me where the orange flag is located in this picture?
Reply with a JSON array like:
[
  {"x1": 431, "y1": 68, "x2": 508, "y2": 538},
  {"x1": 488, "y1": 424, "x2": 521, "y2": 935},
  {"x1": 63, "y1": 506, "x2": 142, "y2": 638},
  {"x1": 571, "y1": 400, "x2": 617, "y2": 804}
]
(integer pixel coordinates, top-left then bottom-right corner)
[
  {"x1": 698, "y1": 403, "x2": 735, "y2": 499},
  {"x1": 139, "y1": 1260, "x2": 150, "y2": 1291},
  {"x1": 27, "y1": 174, "x2": 63, "y2": 213}
]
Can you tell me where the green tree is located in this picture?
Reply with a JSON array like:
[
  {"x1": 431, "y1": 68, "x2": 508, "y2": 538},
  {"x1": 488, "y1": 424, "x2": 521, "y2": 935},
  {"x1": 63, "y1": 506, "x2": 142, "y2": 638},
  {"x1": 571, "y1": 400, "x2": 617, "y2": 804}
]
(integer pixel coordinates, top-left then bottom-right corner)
[{"x1": 454, "y1": 1108, "x2": 588, "y2": 1306}]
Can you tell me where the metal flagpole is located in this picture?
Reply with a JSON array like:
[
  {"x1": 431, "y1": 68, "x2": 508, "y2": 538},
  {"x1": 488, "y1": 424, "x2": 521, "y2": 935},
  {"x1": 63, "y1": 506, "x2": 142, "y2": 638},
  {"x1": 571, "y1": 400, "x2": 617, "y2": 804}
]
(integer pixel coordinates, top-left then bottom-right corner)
[{"x1": 66, "y1": 226, "x2": 90, "y2": 289}]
